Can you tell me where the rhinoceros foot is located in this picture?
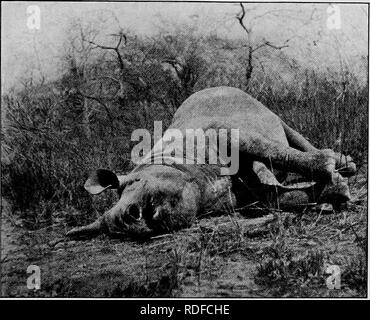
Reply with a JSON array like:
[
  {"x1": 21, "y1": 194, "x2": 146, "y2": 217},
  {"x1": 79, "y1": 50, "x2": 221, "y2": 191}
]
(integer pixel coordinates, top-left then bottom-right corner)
[
  {"x1": 318, "y1": 175, "x2": 351, "y2": 205},
  {"x1": 335, "y1": 153, "x2": 357, "y2": 177},
  {"x1": 310, "y1": 149, "x2": 337, "y2": 179}
]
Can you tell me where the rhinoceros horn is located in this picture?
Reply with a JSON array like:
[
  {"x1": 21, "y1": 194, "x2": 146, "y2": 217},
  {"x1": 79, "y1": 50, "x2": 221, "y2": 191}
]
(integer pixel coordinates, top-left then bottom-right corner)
[
  {"x1": 66, "y1": 216, "x2": 104, "y2": 238},
  {"x1": 67, "y1": 170, "x2": 136, "y2": 238}
]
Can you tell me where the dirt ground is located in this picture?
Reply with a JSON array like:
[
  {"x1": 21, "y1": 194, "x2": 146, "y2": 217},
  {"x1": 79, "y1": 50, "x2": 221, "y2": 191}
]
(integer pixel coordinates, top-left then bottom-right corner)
[{"x1": 1, "y1": 171, "x2": 367, "y2": 298}]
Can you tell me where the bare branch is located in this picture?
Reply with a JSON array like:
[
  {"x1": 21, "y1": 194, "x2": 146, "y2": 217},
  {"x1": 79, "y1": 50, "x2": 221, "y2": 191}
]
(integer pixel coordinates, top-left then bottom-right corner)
[
  {"x1": 250, "y1": 8, "x2": 304, "y2": 24},
  {"x1": 220, "y1": 43, "x2": 249, "y2": 51},
  {"x1": 80, "y1": 93, "x2": 115, "y2": 130},
  {"x1": 110, "y1": 31, "x2": 127, "y2": 46},
  {"x1": 263, "y1": 40, "x2": 290, "y2": 50},
  {"x1": 252, "y1": 39, "x2": 290, "y2": 53},
  {"x1": 236, "y1": 3, "x2": 250, "y2": 35},
  {"x1": 84, "y1": 35, "x2": 126, "y2": 71},
  {"x1": 85, "y1": 39, "x2": 115, "y2": 51}
]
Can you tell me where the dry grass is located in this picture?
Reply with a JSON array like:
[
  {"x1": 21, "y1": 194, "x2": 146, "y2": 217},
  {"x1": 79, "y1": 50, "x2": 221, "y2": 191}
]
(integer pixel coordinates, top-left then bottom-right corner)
[
  {"x1": 1, "y1": 168, "x2": 367, "y2": 297},
  {"x1": 1, "y1": 31, "x2": 368, "y2": 298}
]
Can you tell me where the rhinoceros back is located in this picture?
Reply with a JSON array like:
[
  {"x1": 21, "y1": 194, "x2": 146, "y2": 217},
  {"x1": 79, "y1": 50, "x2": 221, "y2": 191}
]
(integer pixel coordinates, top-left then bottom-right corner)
[
  {"x1": 172, "y1": 86, "x2": 273, "y2": 124},
  {"x1": 171, "y1": 86, "x2": 286, "y2": 146}
]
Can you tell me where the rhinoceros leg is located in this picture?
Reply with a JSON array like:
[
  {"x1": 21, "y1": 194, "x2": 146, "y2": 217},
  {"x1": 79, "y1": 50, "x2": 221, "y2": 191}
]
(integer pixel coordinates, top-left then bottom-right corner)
[
  {"x1": 239, "y1": 133, "x2": 351, "y2": 203},
  {"x1": 281, "y1": 121, "x2": 356, "y2": 177},
  {"x1": 240, "y1": 133, "x2": 332, "y2": 178},
  {"x1": 252, "y1": 161, "x2": 349, "y2": 209},
  {"x1": 252, "y1": 161, "x2": 315, "y2": 190},
  {"x1": 252, "y1": 161, "x2": 322, "y2": 209}
]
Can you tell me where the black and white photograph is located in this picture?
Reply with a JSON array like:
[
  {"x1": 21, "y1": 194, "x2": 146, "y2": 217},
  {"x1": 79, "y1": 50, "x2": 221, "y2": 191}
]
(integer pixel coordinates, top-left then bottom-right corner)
[{"x1": 1, "y1": 1, "x2": 368, "y2": 300}]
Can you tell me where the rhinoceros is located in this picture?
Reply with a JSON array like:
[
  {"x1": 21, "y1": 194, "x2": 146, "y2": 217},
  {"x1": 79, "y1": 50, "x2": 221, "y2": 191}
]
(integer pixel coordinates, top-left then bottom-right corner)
[{"x1": 67, "y1": 86, "x2": 356, "y2": 239}]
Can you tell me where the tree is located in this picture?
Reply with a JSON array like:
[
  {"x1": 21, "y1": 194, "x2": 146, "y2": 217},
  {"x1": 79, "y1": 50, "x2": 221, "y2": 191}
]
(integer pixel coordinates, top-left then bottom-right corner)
[
  {"x1": 235, "y1": 3, "x2": 318, "y2": 89},
  {"x1": 160, "y1": 34, "x2": 208, "y2": 98}
]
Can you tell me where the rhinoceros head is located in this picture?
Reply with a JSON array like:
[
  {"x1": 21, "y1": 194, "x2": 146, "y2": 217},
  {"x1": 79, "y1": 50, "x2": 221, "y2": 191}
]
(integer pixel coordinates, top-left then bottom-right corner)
[{"x1": 67, "y1": 166, "x2": 201, "y2": 239}]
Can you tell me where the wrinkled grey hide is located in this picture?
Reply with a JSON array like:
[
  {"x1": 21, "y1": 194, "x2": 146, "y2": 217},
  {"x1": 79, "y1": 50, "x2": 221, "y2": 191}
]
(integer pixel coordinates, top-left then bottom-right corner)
[{"x1": 67, "y1": 87, "x2": 356, "y2": 240}]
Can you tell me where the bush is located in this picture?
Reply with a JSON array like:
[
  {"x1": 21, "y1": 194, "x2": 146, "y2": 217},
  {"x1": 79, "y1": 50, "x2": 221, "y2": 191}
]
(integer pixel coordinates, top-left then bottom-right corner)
[{"x1": 1, "y1": 32, "x2": 368, "y2": 230}]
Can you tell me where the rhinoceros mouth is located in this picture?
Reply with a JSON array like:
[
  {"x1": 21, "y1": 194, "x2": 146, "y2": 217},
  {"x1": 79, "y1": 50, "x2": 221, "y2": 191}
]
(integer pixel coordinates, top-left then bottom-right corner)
[{"x1": 115, "y1": 195, "x2": 163, "y2": 233}]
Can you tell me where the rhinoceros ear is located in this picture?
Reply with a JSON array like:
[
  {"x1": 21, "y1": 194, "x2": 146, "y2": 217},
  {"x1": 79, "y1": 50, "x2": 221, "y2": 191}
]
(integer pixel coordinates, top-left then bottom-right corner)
[{"x1": 84, "y1": 169, "x2": 120, "y2": 195}]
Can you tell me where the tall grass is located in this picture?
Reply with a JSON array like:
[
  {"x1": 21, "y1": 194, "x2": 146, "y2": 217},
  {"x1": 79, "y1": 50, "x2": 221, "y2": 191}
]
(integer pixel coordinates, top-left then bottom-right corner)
[
  {"x1": 1, "y1": 33, "x2": 368, "y2": 229},
  {"x1": 253, "y1": 70, "x2": 368, "y2": 164}
]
